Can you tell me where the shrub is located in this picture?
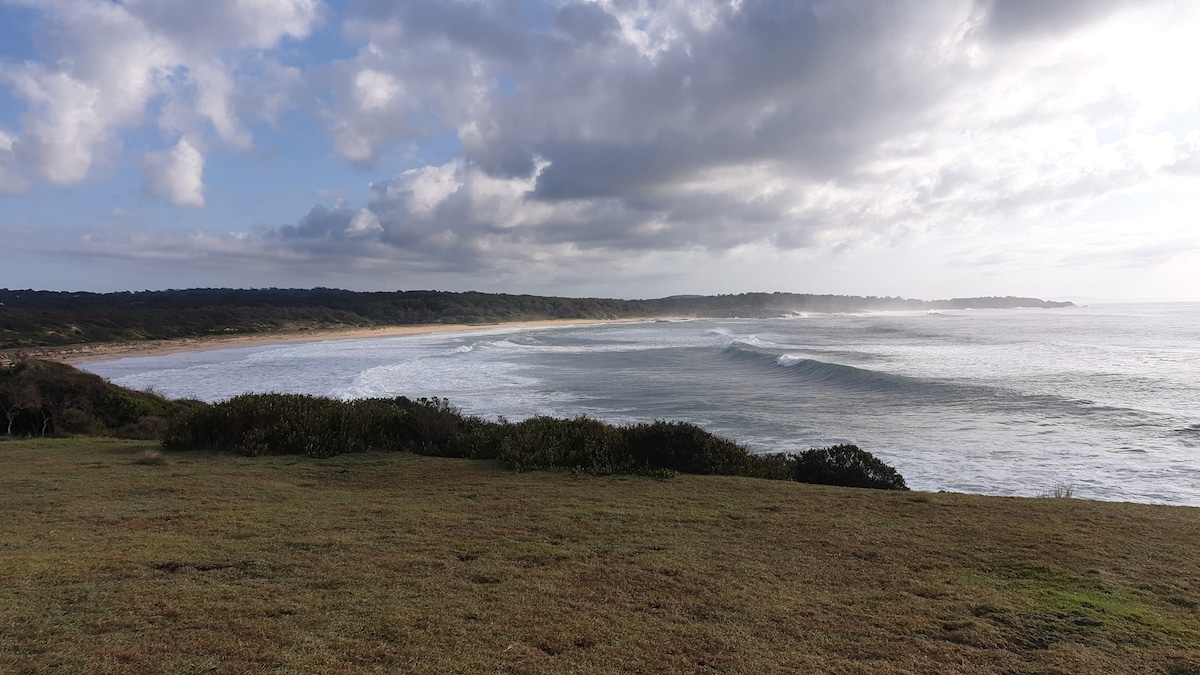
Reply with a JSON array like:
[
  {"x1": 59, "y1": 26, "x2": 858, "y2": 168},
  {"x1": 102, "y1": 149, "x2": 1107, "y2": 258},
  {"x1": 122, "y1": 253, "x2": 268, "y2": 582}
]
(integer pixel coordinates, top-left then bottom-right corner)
[
  {"x1": 386, "y1": 396, "x2": 462, "y2": 453},
  {"x1": 55, "y1": 407, "x2": 102, "y2": 435},
  {"x1": 791, "y1": 444, "x2": 909, "y2": 490},
  {"x1": 115, "y1": 415, "x2": 171, "y2": 440},
  {"x1": 162, "y1": 393, "x2": 420, "y2": 457},
  {"x1": 741, "y1": 452, "x2": 794, "y2": 481},
  {"x1": 443, "y1": 416, "x2": 509, "y2": 460},
  {"x1": 156, "y1": 385, "x2": 909, "y2": 490},
  {"x1": 499, "y1": 416, "x2": 632, "y2": 474},
  {"x1": 621, "y1": 420, "x2": 752, "y2": 475},
  {"x1": 1, "y1": 359, "x2": 185, "y2": 437}
]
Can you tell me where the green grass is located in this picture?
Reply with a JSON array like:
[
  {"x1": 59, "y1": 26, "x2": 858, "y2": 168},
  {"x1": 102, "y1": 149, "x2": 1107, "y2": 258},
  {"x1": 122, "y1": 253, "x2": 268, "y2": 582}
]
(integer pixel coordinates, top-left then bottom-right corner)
[{"x1": 2, "y1": 437, "x2": 1198, "y2": 673}]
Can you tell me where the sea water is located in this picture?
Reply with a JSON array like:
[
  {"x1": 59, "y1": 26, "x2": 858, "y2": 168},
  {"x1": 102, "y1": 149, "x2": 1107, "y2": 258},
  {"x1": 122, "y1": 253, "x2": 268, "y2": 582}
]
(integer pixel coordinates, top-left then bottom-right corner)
[{"x1": 82, "y1": 302, "x2": 1200, "y2": 505}]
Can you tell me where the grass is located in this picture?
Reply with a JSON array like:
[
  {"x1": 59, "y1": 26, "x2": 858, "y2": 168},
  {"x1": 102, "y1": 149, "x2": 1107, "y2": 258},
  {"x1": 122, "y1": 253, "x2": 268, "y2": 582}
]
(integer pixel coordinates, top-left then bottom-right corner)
[
  {"x1": 131, "y1": 448, "x2": 167, "y2": 466},
  {"x1": 2, "y1": 437, "x2": 1198, "y2": 674}
]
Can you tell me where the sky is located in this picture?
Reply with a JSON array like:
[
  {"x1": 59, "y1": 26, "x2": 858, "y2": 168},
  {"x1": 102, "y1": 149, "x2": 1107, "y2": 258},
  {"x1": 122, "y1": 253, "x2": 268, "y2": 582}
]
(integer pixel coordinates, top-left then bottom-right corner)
[{"x1": 1, "y1": 0, "x2": 1199, "y2": 301}]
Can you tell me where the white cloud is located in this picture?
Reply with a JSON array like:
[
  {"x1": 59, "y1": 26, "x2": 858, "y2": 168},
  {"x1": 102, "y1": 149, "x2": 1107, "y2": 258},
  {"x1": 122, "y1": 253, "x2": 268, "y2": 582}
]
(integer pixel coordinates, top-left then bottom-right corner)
[
  {"x1": 121, "y1": 0, "x2": 322, "y2": 52},
  {"x1": 3, "y1": 1, "x2": 175, "y2": 183},
  {"x1": 143, "y1": 136, "x2": 206, "y2": 208},
  {"x1": 6, "y1": 67, "x2": 116, "y2": 184},
  {"x1": 346, "y1": 209, "x2": 382, "y2": 236},
  {"x1": 389, "y1": 162, "x2": 463, "y2": 218},
  {"x1": 0, "y1": 127, "x2": 30, "y2": 195},
  {"x1": 353, "y1": 69, "x2": 401, "y2": 112},
  {"x1": 1, "y1": 0, "x2": 322, "y2": 192}
]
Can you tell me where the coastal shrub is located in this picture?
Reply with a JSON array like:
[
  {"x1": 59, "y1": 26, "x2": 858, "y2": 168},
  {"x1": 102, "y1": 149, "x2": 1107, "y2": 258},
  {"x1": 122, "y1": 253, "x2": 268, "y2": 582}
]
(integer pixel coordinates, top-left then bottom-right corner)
[
  {"x1": 499, "y1": 416, "x2": 633, "y2": 474},
  {"x1": 791, "y1": 444, "x2": 909, "y2": 491},
  {"x1": 741, "y1": 452, "x2": 795, "y2": 481},
  {"x1": 443, "y1": 416, "x2": 509, "y2": 460},
  {"x1": 114, "y1": 414, "x2": 172, "y2": 440},
  {"x1": 388, "y1": 396, "x2": 461, "y2": 453},
  {"x1": 161, "y1": 390, "x2": 910, "y2": 490},
  {"x1": 161, "y1": 393, "x2": 414, "y2": 457},
  {"x1": 621, "y1": 420, "x2": 751, "y2": 475},
  {"x1": 1, "y1": 359, "x2": 183, "y2": 437}
]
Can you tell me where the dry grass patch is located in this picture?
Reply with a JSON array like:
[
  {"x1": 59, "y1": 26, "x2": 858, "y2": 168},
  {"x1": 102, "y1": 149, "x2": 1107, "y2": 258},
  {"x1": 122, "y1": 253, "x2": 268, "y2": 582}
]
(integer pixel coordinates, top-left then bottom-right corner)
[
  {"x1": 132, "y1": 448, "x2": 167, "y2": 465},
  {"x1": 1, "y1": 436, "x2": 1198, "y2": 673}
]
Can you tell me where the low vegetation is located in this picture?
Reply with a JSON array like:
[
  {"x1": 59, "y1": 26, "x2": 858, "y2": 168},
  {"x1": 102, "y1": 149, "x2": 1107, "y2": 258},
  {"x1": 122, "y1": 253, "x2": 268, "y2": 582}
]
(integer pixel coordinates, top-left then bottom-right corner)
[
  {"x1": 1, "y1": 438, "x2": 1196, "y2": 673},
  {"x1": 160, "y1": 393, "x2": 908, "y2": 489},
  {"x1": 0, "y1": 358, "x2": 198, "y2": 438},
  {"x1": 791, "y1": 442, "x2": 911, "y2": 490}
]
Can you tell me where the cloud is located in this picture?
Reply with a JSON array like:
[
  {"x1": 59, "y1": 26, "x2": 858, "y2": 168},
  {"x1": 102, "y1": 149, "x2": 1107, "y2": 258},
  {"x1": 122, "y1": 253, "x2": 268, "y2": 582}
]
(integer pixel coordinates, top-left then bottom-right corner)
[
  {"x1": 3, "y1": 0, "x2": 1200, "y2": 297},
  {"x1": 295, "y1": 0, "x2": 1198, "y2": 276},
  {"x1": 1, "y1": 0, "x2": 322, "y2": 190},
  {"x1": 0, "y1": 126, "x2": 29, "y2": 194},
  {"x1": 121, "y1": 0, "x2": 322, "y2": 52},
  {"x1": 391, "y1": 163, "x2": 462, "y2": 218},
  {"x1": 142, "y1": 136, "x2": 205, "y2": 208},
  {"x1": 353, "y1": 69, "x2": 402, "y2": 112},
  {"x1": 976, "y1": 0, "x2": 1130, "y2": 40}
]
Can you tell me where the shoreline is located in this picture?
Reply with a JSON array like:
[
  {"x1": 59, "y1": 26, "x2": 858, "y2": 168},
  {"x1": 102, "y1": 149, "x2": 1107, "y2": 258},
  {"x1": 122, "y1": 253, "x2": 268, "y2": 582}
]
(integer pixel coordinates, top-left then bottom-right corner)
[{"x1": 12, "y1": 317, "x2": 684, "y2": 366}]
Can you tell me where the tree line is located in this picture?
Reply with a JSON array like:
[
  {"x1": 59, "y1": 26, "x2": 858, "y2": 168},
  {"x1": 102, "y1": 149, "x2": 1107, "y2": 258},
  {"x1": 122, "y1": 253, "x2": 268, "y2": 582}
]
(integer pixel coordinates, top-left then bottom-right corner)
[{"x1": 0, "y1": 287, "x2": 1072, "y2": 351}]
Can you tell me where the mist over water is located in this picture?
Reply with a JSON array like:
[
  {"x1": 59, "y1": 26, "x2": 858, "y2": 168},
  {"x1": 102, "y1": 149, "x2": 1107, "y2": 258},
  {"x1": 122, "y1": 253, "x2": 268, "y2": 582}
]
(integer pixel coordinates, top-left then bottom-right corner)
[{"x1": 83, "y1": 303, "x2": 1200, "y2": 505}]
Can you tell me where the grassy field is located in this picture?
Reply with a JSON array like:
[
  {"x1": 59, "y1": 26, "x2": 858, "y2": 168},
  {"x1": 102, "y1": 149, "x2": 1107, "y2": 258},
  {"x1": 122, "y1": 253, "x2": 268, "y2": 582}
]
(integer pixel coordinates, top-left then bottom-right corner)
[{"x1": 2, "y1": 437, "x2": 1198, "y2": 674}]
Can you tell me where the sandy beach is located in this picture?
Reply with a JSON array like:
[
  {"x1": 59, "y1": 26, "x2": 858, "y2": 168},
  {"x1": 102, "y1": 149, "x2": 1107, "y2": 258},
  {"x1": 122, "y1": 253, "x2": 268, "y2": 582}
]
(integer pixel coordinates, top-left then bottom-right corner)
[{"x1": 14, "y1": 318, "x2": 677, "y2": 367}]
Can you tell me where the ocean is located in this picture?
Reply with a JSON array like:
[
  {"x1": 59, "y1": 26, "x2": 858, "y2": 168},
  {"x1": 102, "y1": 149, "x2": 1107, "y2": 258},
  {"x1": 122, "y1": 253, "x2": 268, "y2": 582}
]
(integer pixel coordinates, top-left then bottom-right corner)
[{"x1": 81, "y1": 302, "x2": 1200, "y2": 506}]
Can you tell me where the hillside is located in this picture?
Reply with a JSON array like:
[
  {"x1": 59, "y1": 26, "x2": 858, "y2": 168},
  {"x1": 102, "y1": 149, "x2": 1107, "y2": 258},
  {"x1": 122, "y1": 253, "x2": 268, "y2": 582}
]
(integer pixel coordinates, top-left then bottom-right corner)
[{"x1": 1, "y1": 438, "x2": 1196, "y2": 674}]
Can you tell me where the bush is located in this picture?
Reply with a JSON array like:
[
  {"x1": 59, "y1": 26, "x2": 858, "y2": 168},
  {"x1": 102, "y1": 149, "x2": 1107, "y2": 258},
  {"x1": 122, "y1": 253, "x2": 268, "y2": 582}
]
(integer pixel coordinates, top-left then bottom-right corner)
[
  {"x1": 443, "y1": 416, "x2": 509, "y2": 460},
  {"x1": 621, "y1": 420, "x2": 751, "y2": 475},
  {"x1": 115, "y1": 415, "x2": 171, "y2": 440},
  {"x1": 1, "y1": 359, "x2": 185, "y2": 437},
  {"x1": 741, "y1": 452, "x2": 794, "y2": 481},
  {"x1": 161, "y1": 392, "x2": 910, "y2": 490},
  {"x1": 499, "y1": 416, "x2": 632, "y2": 474},
  {"x1": 161, "y1": 393, "x2": 418, "y2": 457},
  {"x1": 791, "y1": 444, "x2": 908, "y2": 490},
  {"x1": 385, "y1": 396, "x2": 462, "y2": 453}
]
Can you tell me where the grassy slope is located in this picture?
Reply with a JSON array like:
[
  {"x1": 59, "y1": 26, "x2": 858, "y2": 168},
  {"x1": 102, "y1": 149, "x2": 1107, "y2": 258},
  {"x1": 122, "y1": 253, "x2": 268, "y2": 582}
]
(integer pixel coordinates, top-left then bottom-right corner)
[{"x1": 2, "y1": 438, "x2": 1198, "y2": 674}]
